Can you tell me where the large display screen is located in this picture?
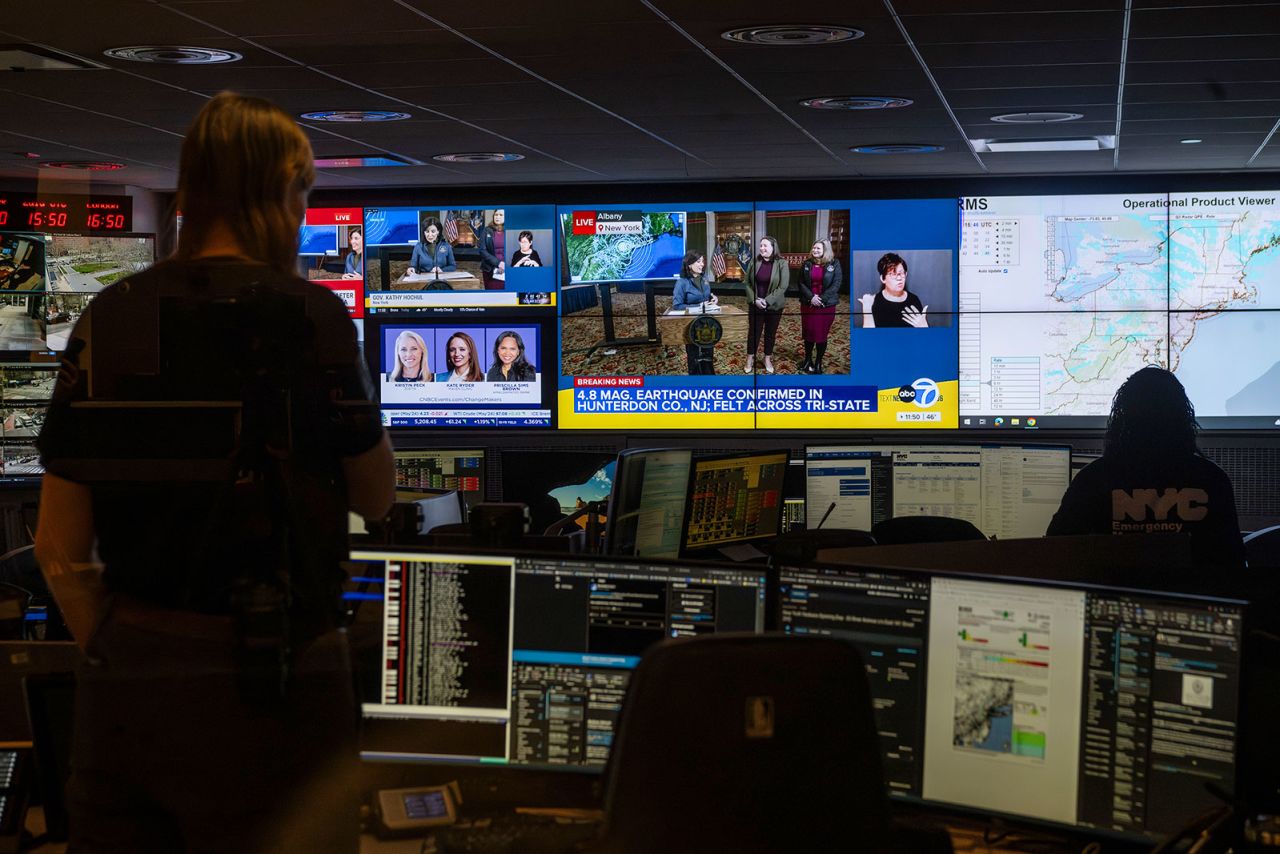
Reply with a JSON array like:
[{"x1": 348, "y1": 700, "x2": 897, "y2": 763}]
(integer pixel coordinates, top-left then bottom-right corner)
[
  {"x1": 298, "y1": 207, "x2": 364, "y2": 318},
  {"x1": 555, "y1": 199, "x2": 959, "y2": 429},
  {"x1": 363, "y1": 205, "x2": 555, "y2": 313},
  {"x1": 958, "y1": 191, "x2": 1280, "y2": 429},
  {"x1": 369, "y1": 318, "x2": 556, "y2": 428}
]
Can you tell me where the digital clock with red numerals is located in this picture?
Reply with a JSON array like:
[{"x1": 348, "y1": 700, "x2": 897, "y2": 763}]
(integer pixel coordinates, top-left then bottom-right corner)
[{"x1": 0, "y1": 193, "x2": 132, "y2": 233}]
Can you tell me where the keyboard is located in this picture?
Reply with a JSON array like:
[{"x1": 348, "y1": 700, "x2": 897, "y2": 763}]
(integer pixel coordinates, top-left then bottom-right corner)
[{"x1": 423, "y1": 811, "x2": 603, "y2": 854}]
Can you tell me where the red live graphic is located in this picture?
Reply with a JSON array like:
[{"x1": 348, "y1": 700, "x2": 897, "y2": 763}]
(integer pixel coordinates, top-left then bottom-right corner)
[{"x1": 571, "y1": 211, "x2": 596, "y2": 235}]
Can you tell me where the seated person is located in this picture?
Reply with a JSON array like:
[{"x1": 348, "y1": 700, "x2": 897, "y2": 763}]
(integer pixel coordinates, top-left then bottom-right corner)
[
  {"x1": 509, "y1": 230, "x2": 543, "y2": 268},
  {"x1": 672, "y1": 251, "x2": 717, "y2": 311},
  {"x1": 406, "y1": 218, "x2": 456, "y2": 276},
  {"x1": 1047, "y1": 366, "x2": 1245, "y2": 569},
  {"x1": 485, "y1": 330, "x2": 537, "y2": 382},
  {"x1": 436, "y1": 331, "x2": 484, "y2": 383}
]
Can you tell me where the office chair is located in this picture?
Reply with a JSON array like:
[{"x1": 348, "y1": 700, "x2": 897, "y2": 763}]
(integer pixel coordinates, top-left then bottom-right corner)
[
  {"x1": 1243, "y1": 525, "x2": 1280, "y2": 570},
  {"x1": 596, "y1": 634, "x2": 950, "y2": 854},
  {"x1": 871, "y1": 515, "x2": 986, "y2": 546}
]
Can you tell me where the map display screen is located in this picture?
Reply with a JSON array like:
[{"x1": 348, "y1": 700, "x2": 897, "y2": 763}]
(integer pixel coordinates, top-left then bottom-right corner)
[
  {"x1": 958, "y1": 192, "x2": 1280, "y2": 428},
  {"x1": 1168, "y1": 191, "x2": 1280, "y2": 426}
]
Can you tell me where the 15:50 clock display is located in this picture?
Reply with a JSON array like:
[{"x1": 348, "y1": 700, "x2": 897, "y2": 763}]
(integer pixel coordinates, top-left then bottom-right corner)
[{"x1": 0, "y1": 193, "x2": 132, "y2": 233}]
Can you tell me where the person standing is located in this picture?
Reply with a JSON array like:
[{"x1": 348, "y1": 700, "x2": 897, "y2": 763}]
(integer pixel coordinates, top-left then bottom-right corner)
[
  {"x1": 797, "y1": 238, "x2": 841, "y2": 374},
  {"x1": 741, "y1": 235, "x2": 788, "y2": 374},
  {"x1": 34, "y1": 92, "x2": 395, "y2": 853},
  {"x1": 475, "y1": 209, "x2": 506, "y2": 289}
]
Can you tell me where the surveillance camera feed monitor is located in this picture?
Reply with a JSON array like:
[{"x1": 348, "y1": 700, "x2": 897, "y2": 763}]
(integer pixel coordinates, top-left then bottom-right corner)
[{"x1": 556, "y1": 199, "x2": 960, "y2": 429}]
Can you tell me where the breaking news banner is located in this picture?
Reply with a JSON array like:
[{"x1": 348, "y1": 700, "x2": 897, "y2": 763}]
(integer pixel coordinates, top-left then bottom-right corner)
[{"x1": 555, "y1": 198, "x2": 960, "y2": 429}]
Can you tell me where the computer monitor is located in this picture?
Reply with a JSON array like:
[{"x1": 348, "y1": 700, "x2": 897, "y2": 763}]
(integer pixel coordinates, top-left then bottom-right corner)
[
  {"x1": 393, "y1": 449, "x2": 485, "y2": 508},
  {"x1": 499, "y1": 449, "x2": 616, "y2": 536},
  {"x1": 604, "y1": 448, "x2": 693, "y2": 559},
  {"x1": 681, "y1": 450, "x2": 788, "y2": 553},
  {"x1": 777, "y1": 564, "x2": 1247, "y2": 843},
  {"x1": 349, "y1": 548, "x2": 767, "y2": 771},
  {"x1": 804, "y1": 444, "x2": 1071, "y2": 539}
]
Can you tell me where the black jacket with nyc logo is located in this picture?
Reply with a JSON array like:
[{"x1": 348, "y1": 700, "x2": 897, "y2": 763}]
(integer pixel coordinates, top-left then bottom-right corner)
[{"x1": 1047, "y1": 453, "x2": 1245, "y2": 569}]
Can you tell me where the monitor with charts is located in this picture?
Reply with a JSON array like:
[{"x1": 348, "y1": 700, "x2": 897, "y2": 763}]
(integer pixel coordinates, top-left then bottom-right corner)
[{"x1": 777, "y1": 563, "x2": 1246, "y2": 843}]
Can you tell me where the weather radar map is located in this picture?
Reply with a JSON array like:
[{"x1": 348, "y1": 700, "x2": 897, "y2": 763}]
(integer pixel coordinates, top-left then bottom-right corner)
[
  {"x1": 561, "y1": 210, "x2": 685, "y2": 282},
  {"x1": 959, "y1": 195, "x2": 1170, "y2": 420},
  {"x1": 1168, "y1": 191, "x2": 1280, "y2": 420}
]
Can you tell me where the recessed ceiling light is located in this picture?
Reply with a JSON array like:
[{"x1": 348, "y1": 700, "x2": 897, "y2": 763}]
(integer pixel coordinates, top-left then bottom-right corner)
[
  {"x1": 721, "y1": 25, "x2": 863, "y2": 46},
  {"x1": 300, "y1": 110, "x2": 411, "y2": 123},
  {"x1": 104, "y1": 46, "x2": 242, "y2": 64},
  {"x1": 1181, "y1": 138, "x2": 1203, "y2": 144},
  {"x1": 990, "y1": 111, "x2": 1084, "y2": 124},
  {"x1": 39, "y1": 161, "x2": 126, "y2": 170},
  {"x1": 801, "y1": 96, "x2": 913, "y2": 111},
  {"x1": 432, "y1": 152, "x2": 525, "y2": 163},
  {"x1": 851, "y1": 143, "x2": 944, "y2": 154},
  {"x1": 971, "y1": 136, "x2": 1115, "y2": 153}
]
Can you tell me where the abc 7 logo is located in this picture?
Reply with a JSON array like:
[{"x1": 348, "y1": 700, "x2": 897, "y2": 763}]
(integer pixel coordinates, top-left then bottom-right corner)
[{"x1": 896, "y1": 378, "x2": 940, "y2": 409}]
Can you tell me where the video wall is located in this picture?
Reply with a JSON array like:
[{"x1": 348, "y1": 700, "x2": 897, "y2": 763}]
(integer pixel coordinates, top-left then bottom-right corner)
[{"x1": 290, "y1": 190, "x2": 1280, "y2": 432}]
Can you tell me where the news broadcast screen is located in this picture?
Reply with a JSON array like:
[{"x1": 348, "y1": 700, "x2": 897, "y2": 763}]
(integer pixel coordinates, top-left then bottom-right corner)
[
  {"x1": 555, "y1": 199, "x2": 959, "y2": 429},
  {"x1": 44, "y1": 233, "x2": 156, "y2": 351},
  {"x1": 369, "y1": 316, "x2": 556, "y2": 428},
  {"x1": 298, "y1": 207, "x2": 364, "y2": 318},
  {"x1": 958, "y1": 190, "x2": 1280, "y2": 429},
  {"x1": 362, "y1": 205, "x2": 555, "y2": 313}
]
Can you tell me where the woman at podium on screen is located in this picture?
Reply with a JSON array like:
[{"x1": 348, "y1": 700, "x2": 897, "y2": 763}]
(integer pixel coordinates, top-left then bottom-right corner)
[
  {"x1": 389, "y1": 329, "x2": 430, "y2": 382},
  {"x1": 486, "y1": 330, "x2": 537, "y2": 382},
  {"x1": 860, "y1": 252, "x2": 926, "y2": 328},
  {"x1": 406, "y1": 217, "x2": 456, "y2": 275},
  {"x1": 741, "y1": 235, "x2": 788, "y2": 374},
  {"x1": 436, "y1": 331, "x2": 484, "y2": 383},
  {"x1": 797, "y1": 238, "x2": 841, "y2": 374},
  {"x1": 672, "y1": 250, "x2": 717, "y2": 310}
]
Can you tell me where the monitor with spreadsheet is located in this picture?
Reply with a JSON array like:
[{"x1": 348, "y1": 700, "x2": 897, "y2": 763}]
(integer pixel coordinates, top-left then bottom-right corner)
[
  {"x1": 393, "y1": 449, "x2": 485, "y2": 508},
  {"x1": 349, "y1": 549, "x2": 767, "y2": 771},
  {"x1": 604, "y1": 448, "x2": 693, "y2": 560},
  {"x1": 681, "y1": 450, "x2": 788, "y2": 553},
  {"x1": 777, "y1": 564, "x2": 1246, "y2": 842},
  {"x1": 804, "y1": 443, "x2": 1070, "y2": 539}
]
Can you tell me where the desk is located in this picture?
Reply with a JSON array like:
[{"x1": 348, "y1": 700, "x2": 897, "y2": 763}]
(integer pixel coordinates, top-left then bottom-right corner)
[
  {"x1": 657, "y1": 304, "x2": 747, "y2": 349},
  {"x1": 396, "y1": 272, "x2": 483, "y2": 290}
]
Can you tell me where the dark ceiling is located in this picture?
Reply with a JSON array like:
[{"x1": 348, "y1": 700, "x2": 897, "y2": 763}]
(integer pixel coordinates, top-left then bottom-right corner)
[{"x1": 1, "y1": 0, "x2": 1279, "y2": 190}]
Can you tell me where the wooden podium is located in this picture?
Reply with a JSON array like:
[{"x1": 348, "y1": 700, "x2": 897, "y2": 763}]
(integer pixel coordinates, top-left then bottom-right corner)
[{"x1": 657, "y1": 304, "x2": 747, "y2": 348}]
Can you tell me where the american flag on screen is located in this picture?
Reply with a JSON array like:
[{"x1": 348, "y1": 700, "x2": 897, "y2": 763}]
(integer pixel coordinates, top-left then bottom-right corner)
[
  {"x1": 710, "y1": 241, "x2": 726, "y2": 279},
  {"x1": 442, "y1": 210, "x2": 459, "y2": 243}
]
